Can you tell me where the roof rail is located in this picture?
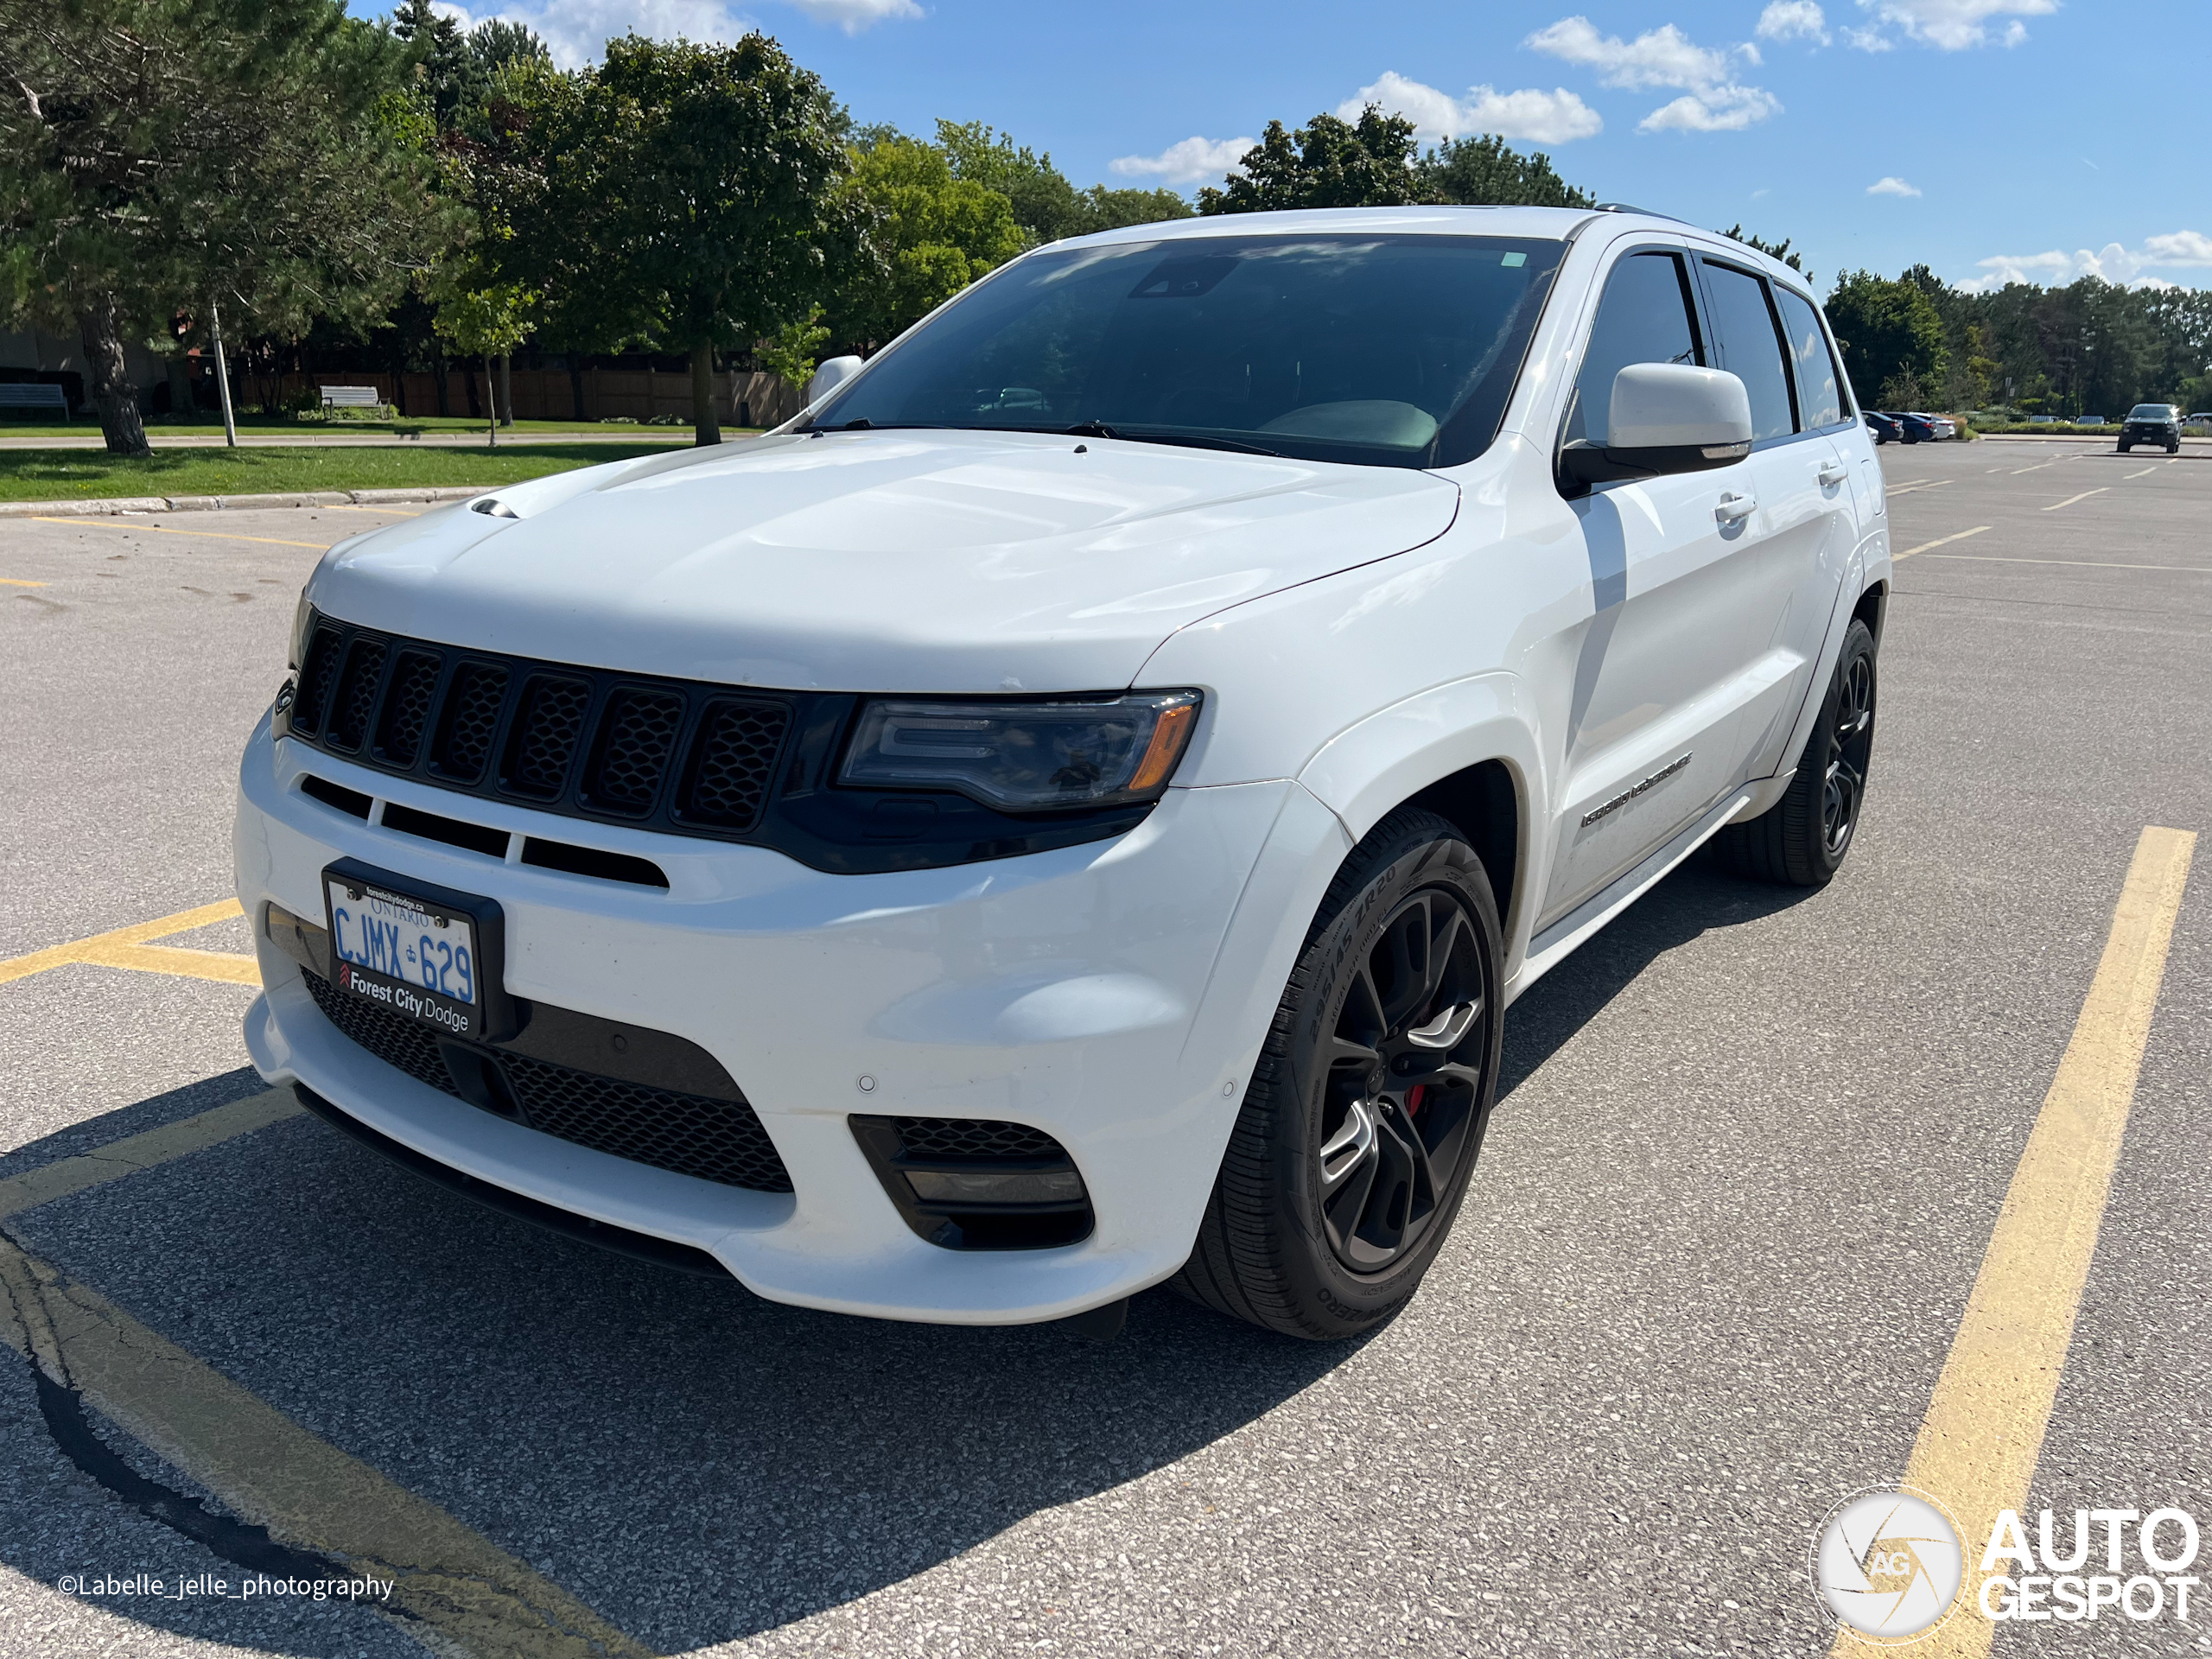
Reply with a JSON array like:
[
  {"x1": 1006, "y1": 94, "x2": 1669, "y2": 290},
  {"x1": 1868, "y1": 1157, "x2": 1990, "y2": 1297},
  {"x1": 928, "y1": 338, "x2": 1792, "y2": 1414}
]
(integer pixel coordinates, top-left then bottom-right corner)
[{"x1": 1591, "y1": 202, "x2": 1687, "y2": 223}]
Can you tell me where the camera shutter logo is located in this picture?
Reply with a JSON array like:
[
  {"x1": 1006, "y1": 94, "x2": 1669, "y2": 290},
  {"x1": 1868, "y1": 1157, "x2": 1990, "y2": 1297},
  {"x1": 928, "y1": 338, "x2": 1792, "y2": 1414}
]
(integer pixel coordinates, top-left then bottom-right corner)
[{"x1": 1810, "y1": 1486, "x2": 1967, "y2": 1643}]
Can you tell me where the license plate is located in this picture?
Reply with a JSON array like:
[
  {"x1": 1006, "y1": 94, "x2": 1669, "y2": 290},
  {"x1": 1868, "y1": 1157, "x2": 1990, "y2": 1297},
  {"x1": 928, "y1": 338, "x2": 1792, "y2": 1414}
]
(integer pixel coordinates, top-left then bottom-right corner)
[{"x1": 323, "y1": 872, "x2": 484, "y2": 1039}]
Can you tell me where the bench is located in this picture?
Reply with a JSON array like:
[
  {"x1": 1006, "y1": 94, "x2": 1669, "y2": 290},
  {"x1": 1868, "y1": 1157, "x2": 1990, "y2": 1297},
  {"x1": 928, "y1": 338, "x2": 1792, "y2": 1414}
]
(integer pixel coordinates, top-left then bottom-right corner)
[
  {"x1": 319, "y1": 385, "x2": 382, "y2": 408},
  {"x1": 0, "y1": 383, "x2": 69, "y2": 418}
]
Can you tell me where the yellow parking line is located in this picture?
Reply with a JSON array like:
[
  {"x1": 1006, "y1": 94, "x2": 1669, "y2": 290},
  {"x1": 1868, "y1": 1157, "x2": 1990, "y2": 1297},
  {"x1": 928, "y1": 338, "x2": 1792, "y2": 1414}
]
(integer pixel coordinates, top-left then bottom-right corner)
[
  {"x1": 2, "y1": 576, "x2": 49, "y2": 588},
  {"x1": 1885, "y1": 480, "x2": 1955, "y2": 497},
  {"x1": 28, "y1": 518, "x2": 330, "y2": 550},
  {"x1": 2123, "y1": 467, "x2": 2158, "y2": 480},
  {"x1": 2040, "y1": 487, "x2": 2107, "y2": 512},
  {"x1": 0, "y1": 899, "x2": 259, "y2": 988},
  {"x1": 1831, "y1": 827, "x2": 2196, "y2": 1658},
  {"x1": 0, "y1": 1090, "x2": 301, "y2": 1220},
  {"x1": 0, "y1": 1233, "x2": 658, "y2": 1656},
  {"x1": 1894, "y1": 526, "x2": 1991, "y2": 562},
  {"x1": 324, "y1": 504, "x2": 423, "y2": 516},
  {"x1": 1920, "y1": 553, "x2": 2209, "y2": 574}
]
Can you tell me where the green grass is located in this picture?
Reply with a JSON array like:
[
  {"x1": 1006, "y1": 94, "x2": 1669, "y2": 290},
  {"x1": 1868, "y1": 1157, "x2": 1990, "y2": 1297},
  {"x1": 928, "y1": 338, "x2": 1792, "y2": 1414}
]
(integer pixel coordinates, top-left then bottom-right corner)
[
  {"x1": 0, "y1": 415, "x2": 696, "y2": 440},
  {"x1": 0, "y1": 442, "x2": 686, "y2": 502}
]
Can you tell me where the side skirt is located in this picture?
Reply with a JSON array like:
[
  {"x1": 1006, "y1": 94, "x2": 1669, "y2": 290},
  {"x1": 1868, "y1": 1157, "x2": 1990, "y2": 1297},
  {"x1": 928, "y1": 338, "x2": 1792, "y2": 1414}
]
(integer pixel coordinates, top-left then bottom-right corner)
[{"x1": 1503, "y1": 789, "x2": 1751, "y2": 1007}]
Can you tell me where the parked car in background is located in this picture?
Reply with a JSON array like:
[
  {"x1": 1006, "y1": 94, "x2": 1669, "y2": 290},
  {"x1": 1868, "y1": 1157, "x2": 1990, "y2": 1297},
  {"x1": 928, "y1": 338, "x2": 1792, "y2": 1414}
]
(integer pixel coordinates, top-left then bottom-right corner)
[
  {"x1": 2076, "y1": 414, "x2": 2106, "y2": 428},
  {"x1": 2028, "y1": 415, "x2": 2058, "y2": 424},
  {"x1": 1926, "y1": 414, "x2": 1957, "y2": 440},
  {"x1": 2183, "y1": 412, "x2": 2212, "y2": 429},
  {"x1": 1897, "y1": 413, "x2": 1939, "y2": 443},
  {"x1": 2120, "y1": 404, "x2": 2183, "y2": 454},
  {"x1": 1865, "y1": 410, "x2": 1900, "y2": 443},
  {"x1": 235, "y1": 206, "x2": 1891, "y2": 1340}
]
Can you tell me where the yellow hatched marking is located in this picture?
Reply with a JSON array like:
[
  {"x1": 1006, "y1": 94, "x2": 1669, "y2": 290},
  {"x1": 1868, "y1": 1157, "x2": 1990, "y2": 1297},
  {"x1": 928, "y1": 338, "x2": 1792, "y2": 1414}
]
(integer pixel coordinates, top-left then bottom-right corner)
[
  {"x1": 1829, "y1": 827, "x2": 2196, "y2": 1656},
  {"x1": 0, "y1": 899, "x2": 259, "y2": 988}
]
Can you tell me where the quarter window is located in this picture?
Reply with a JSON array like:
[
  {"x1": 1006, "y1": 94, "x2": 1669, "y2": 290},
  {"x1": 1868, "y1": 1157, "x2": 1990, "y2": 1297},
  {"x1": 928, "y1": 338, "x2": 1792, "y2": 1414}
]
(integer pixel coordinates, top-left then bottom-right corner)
[
  {"x1": 1775, "y1": 288, "x2": 1846, "y2": 428},
  {"x1": 1701, "y1": 262, "x2": 1796, "y2": 442},
  {"x1": 1566, "y1": 251, "x2": 1702, "y2": 448}
]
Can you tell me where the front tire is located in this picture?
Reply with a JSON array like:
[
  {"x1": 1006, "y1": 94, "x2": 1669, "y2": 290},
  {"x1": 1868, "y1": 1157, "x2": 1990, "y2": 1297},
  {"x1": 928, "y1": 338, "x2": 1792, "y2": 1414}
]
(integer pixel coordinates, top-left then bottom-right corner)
[
  {"x1": 1174, "y1": 810, "x2": 1504, "y2": 1339},
  {"x1": 1713, "y1": 619, "x2": 1878, "y2": 887},
  {"x1": 2119, "y1": 442, "x2": 2132, "y2": 454}
]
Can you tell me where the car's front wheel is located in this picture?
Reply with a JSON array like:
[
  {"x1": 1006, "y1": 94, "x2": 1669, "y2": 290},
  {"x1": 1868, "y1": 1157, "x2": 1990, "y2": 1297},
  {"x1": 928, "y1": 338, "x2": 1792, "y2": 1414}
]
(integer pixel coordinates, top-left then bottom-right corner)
[
  {"x1": 1712, "y1": 619, "x2": 1878, "y2": 887},
  {"x1": 1174, "y1": 810, "x2": 1503, "y2": 1339},
  {"x1": 2119, "y1": 442, "x2": 2132, "y2": 454}
]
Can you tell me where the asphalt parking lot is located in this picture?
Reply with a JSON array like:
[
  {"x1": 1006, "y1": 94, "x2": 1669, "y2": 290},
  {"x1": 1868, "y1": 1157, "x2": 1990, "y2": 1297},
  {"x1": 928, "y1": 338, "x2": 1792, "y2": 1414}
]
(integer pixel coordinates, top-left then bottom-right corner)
[{"x1": 1, "y1": 439, "x2": 2205, "y2": 1658}]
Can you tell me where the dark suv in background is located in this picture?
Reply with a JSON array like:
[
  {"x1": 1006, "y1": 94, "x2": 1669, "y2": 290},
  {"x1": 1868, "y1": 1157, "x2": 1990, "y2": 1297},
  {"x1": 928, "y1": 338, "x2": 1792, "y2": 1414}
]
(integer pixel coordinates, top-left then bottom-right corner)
[{"x1": 2120, "y1": 404, "x2": 2183, "y2": 454}]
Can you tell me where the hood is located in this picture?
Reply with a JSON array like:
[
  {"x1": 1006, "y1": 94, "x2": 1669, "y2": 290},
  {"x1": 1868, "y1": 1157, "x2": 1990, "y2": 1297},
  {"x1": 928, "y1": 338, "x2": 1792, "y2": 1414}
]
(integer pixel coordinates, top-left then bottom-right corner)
[{"x1": 309, "y1": 429, "x2": 1459, "y2": 693}]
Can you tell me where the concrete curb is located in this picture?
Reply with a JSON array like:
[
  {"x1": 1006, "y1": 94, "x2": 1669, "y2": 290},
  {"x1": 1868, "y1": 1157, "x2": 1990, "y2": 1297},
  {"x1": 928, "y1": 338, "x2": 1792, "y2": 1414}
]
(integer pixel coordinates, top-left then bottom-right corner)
[{"x1": 0, "y1": 486, "x2": 490, "y2": 519}]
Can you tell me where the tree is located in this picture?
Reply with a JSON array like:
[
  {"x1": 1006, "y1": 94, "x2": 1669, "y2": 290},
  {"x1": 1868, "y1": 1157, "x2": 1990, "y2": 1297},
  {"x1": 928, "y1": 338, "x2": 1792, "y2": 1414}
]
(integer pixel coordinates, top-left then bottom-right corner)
[
  {"x1": 390, "y1": 0, "x2": 549, "y2": 140},
  {"x1": 432, "y1": 275, "x2": 533, "y2": 445},
  {"x1": 1421, "y1": 134, "x2": 1592, "y2": 207},
  {"x1": 1, "y1": 0, "x2": 451, "y2": 454},
  {"x1": 937, "y1": 120, "x2": 1191, "y2": 244},
  {"x1": 1198, "y1": 108, "x2": 1422, "y2": 215},
  {"x1": 826, "y1": 133, "x2": 1025, "y2": 352},
  {"x1": 1825, "y1": 270, "x2": 1947, "y2": 409},
  {"x1": 492, "y1": 35, "x2": 851, "y2": 445},
  {"x1": 1723, "y1": 226, "x2": 1810, "y2": 283}
]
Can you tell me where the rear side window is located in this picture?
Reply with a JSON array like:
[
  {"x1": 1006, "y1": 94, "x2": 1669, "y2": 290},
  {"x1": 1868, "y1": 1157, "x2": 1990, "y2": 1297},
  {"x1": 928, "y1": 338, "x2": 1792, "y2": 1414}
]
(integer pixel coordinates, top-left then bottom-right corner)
[
  {"x1": 1566, "y1": 251, "x2": 1702, "y2": 448},
  {"x1": 1775, "y1": 288, "x2": 1847, "y2": 428},
  {"x1": 1701, "y1": 262, "x2": 1795, "y2": 442}
]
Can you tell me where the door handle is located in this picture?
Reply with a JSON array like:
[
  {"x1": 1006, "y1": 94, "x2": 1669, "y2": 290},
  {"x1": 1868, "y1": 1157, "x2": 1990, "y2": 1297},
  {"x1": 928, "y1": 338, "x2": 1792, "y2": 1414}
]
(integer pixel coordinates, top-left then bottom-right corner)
[
  {"x1": 1818, "y1": 461, "x2": 1848, "y2": 486},
  {"x1": 1714, "y1": 492, "x2": 1757, "y2": 524}
]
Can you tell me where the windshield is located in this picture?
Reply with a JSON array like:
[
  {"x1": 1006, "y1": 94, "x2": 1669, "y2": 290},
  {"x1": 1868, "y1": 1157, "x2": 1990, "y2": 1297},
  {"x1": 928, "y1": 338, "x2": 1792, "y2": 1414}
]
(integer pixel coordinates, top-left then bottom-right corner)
[
  {"x1": 2130, "y1": 404, "x2": 2175, "y2": 419},
  {"x1": 807, "y1": 232, "x2": 1567, "y2": 469}
]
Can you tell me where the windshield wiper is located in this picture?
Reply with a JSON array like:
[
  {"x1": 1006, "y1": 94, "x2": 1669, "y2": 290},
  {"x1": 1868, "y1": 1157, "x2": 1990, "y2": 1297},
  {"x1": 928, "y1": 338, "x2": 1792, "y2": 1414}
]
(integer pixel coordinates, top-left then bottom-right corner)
[{"x1": 985, "y1": 421, "x2": 1286, "y2": 458}]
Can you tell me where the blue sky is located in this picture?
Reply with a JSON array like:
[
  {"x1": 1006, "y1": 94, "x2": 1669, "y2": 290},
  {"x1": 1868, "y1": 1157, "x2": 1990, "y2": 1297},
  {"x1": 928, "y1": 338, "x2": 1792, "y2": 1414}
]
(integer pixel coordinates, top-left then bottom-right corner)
[{"x1": 406, "y1": 0, "x2": 2209, "y2": 294}]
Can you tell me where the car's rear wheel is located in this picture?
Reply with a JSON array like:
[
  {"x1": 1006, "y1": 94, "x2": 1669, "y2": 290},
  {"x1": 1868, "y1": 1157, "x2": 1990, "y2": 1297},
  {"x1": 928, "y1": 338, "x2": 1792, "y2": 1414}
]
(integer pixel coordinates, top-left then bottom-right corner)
[
  {"x1": 2119, "y1": 442, "x2": 2132, "y2": 454},
  {"x1": 1712, "y1": 619, "x2": 1878, "y2": 887},
  {"x1": 1173, "y1": 810, "x2": 1503, "y2": 1340}
]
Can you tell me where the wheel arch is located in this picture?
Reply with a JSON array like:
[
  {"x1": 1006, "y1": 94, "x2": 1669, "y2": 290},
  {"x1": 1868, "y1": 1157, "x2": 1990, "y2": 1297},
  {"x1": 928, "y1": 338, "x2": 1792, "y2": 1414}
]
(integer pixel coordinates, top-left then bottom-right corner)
[
  {"x1": 1853, "y1": 580, "x2": 1888, "y2": 651},
  {"x1": 1294, "y1": 672, "x2": 1541, "y2": 960}
]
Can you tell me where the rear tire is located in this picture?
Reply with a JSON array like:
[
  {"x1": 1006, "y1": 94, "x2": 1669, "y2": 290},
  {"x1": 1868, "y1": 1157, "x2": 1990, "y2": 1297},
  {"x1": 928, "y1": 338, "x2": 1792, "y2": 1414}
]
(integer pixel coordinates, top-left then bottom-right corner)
[
  {"x1": 1711, "y1": 620, "x2": 1878, "y2": 887},
  {"x1": 1173, "y1": 810, "x2": 1504, "y2": 1340},
  {"x1": 2119, "y1": 442, "x2": 2131, "y2": 454}
]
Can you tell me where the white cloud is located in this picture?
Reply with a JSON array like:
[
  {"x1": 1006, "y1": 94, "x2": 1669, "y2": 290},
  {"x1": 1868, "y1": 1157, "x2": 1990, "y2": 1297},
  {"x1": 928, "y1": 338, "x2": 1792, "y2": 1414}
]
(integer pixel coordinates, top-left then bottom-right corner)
[
  {"x1": 1851, "y1": 0, "x2": 2056, "y2": 52},
  {"x1": 1527, "y1": 16, "x2": 1780, "y2": 133},
  {"x1": 1844, "y1": 26, "x2": 1895, "y2": 48},
  {"x1": 781, "y1": 0, "x2": 920, "y2": 32},
  {"x1": 1866, "y1": 175, "x2": 1922, "y2": 196},
  {"x1": 1757, "y1": 3, "x2": 1830, "y2": 43},
  {"x1": 1338, "y1": 72, "x2": 1602, "y2": 145},
  {"x1": 439, "y1": 0, "x2": 913, "y2": 66},
  {"x1": 1641, "y1": 86, "x2": 1783, "y2": 132},
  {"x1": 1109, "y1": 136, "x2": 1256, "y2": 186},
  {"x1": 1960, "y1": 231, "x2": 2212, "y2": 291}
]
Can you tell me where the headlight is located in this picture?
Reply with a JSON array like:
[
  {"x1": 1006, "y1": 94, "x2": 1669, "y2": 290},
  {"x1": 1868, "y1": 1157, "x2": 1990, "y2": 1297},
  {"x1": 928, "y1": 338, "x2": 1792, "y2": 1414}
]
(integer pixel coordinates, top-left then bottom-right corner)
[
  {"x1": 289, "y1": 592, "x2": 313, "y2": 671},
  {"x1": 838, "y1": 690, "x2": 1202, "y2": 811}
]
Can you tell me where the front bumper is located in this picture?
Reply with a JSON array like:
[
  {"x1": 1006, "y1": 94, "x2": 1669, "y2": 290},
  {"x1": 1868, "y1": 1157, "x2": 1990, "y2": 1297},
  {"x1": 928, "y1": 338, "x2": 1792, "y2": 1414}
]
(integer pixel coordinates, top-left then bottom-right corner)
[{"x1": 236, "y1": 715, "x2": 1344, "y2": 1323}]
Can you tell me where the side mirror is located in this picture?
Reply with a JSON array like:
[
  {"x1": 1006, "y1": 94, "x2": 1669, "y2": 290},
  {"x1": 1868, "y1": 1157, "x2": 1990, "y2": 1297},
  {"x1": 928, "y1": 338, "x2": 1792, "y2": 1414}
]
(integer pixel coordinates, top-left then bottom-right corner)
[
  {"x1": 806, "y1": 354, "x2": 863, "y2": 405},
  {"x1": 1560, "y1": 363, "x2": 1754, "y2": 488}
]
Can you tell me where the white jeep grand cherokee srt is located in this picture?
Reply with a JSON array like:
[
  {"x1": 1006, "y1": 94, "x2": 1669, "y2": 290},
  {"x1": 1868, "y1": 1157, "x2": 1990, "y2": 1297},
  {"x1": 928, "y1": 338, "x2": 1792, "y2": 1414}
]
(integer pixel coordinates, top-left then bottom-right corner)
[{"x1": 236, "y1": 206, "x2": 1888, "y2": 1340}]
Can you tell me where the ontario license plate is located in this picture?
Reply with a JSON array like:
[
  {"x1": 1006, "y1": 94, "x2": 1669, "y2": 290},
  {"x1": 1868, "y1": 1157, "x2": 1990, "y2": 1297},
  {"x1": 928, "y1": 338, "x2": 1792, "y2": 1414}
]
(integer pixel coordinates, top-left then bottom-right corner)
[{"x1": 323, "y1": 872, "x2": 483, "y2": 1039}]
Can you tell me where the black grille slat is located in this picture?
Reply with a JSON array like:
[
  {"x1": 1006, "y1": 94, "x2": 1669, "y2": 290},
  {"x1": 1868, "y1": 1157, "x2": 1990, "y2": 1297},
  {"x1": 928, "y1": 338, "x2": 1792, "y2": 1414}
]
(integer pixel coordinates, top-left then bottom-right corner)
[
  {"x1": 327, "y1": 639, "x2": 389, "y2": 750},
  {"x1": 677, "y1": 699, "x2": 788, "y2": 830},
  {"x1": 285, "y1": 614, "x2": 798, "y2": 844},
  {"x1": 292, "y1": 626, "x2": 346, "y2": 737},
  {"x1": 430, "y1": 663, "x2": 509, "y2": 784},
  {"x1": 502, "y1": 675, "x2": 592, "y2": 800},
  {"x1": 893, "y1": 1117, "x2": 1066, "y2": 1161},
  {"x1": 374, "y1": 650, "x2": 442, "y2": 766},
  {"x1": 301, "y1": 969, "x2": 791, "y2": 1192},
  {"x1": 584, "y1": 689, "x2": 687, "y2": 817}
]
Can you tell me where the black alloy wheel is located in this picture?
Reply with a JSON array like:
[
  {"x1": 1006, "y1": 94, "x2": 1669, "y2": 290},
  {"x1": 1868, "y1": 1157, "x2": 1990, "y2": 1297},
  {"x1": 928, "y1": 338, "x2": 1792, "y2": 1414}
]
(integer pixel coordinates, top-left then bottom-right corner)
[
  {"x1": 1713, "y1": 618, "x2": 1879, "y2": 887},
  {"x1": 1821, "y1": 645, "x2": 1876, "y2": 861},
  {"x1": 1174, "y1": 810, "x2": 1504, "y2": 1339},
  {"x1": 1314, "y1": 888, "x2": 1489, "y2": 1274}
]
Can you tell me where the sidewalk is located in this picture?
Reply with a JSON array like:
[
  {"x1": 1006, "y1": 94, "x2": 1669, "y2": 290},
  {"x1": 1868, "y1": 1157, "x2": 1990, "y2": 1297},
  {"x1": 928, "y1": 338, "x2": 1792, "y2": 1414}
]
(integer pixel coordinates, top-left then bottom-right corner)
[{"x1": 0, "y1": 485, "x2": 493, "y2": 518}]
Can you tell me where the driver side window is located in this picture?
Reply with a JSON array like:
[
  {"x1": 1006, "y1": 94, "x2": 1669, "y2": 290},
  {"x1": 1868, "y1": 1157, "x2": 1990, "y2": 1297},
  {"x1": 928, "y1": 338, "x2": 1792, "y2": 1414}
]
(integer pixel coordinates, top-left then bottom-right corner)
[{"x1": 1565, "y1": 251, "x2": 1703, "y2": 448}]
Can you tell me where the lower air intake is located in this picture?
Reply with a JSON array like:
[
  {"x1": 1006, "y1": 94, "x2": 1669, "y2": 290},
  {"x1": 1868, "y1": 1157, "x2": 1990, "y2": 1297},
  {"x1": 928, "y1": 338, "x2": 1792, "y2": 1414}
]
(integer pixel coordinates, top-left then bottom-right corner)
[
  {"x1": 301, "y1": 969, "x2": 792, "y2": 1192},
  {"x1": 850, "y1": 1114, "x2": 1093, "y2": 1250}
]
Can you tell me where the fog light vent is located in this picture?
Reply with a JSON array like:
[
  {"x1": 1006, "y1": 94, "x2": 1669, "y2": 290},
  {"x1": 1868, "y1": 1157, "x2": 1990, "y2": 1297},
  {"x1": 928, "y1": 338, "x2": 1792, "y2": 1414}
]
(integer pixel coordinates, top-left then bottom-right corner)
[{"x1": 850, "y1": 1115, "x2": 1094, "y2": 1251}]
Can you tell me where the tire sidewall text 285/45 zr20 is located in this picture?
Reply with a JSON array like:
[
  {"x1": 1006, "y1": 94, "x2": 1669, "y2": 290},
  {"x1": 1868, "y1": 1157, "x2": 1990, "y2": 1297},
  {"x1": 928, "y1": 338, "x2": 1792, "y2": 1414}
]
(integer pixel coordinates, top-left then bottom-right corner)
[{"x1": 1176, "y1": 809, "x2": 1505, "y2": 1339}]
